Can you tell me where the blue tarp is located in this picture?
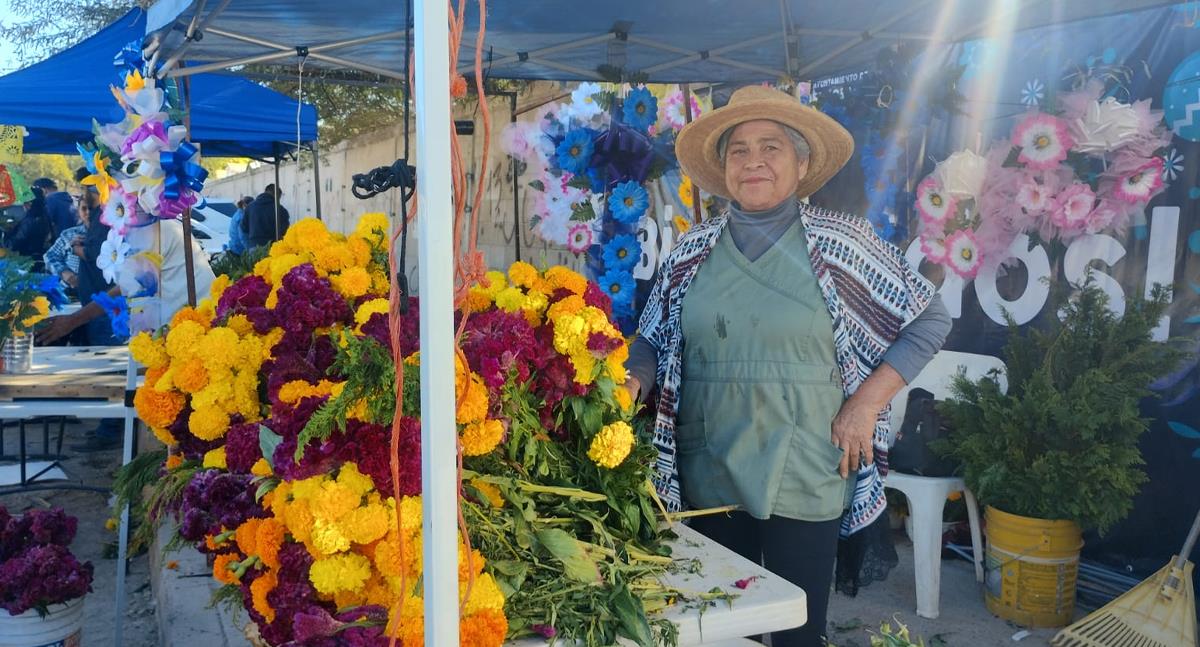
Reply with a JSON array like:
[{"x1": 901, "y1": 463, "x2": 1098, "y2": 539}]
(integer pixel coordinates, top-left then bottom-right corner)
[
  {"x1": 0, "y1": 9, "x2": 318, "y2": 159},
  {"x1": 145, "y1": 0, "x2": 1178, "y2": 84}
]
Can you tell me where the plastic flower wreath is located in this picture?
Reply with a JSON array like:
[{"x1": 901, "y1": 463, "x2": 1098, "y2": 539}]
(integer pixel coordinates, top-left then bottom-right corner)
[
  {"x1": 622, "y1": 86, "x2": 658, "y2": 132},
  {"x1": 598, "y1": 268, "x2": 635, "y2": 310},
  {"x1": 556, "y1": 129, "x2": 595, "y2": 175},
  {"x1": 566, "y1": 223, "x2": 593, "y2": 254},
  {"x1": 607, "y1": 181, "x2": 649, "y2": 225}
]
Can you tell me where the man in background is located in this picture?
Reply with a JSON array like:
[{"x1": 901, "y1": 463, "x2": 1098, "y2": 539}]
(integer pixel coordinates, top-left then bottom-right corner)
[
  {"x1": 244, "y1": 183, "x2": 290, "y2": 249},
  {"x1": 31, "y1": 177, "x2": 77, "y2": 239}
]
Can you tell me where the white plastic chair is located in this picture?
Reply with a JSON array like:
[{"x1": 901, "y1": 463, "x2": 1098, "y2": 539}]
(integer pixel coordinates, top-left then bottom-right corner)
[{"x1": 885, "y1": 350, "x2": 1007, "y2": 619}]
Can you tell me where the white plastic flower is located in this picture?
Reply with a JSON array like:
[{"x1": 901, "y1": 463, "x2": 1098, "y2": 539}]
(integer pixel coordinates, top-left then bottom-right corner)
[
  {"x1": 934, "y1": 150, "x2": 988, "y2": 198},
  {"x1": 98, "y1": 229, "x2": 132, "y2": 284},
  {"x1": 1069, "y1": 97, "x2": 1140, "y2": 154},
  {"x1": 560, "y1": 82, "x2": 604, "y2": 123}
]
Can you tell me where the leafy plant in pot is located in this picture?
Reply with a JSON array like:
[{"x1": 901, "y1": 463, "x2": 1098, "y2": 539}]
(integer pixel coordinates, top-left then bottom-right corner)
[{"x1": 935, "y1": 276, "x2": 1182, "y2": 626}]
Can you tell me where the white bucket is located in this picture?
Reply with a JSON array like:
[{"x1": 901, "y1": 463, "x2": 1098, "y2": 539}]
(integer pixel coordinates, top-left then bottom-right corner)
[{"x1": 0, "y1": 598, "x2": 84, "y2": 647}]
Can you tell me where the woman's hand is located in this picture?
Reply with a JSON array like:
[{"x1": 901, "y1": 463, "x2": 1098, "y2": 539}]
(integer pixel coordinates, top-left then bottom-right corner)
[
  {"x1": 831, "y1": 399, "x2": 877, "y2": 479},
  {"x1": 625, "y1": 376, "x2": 642, "y2": 403}
]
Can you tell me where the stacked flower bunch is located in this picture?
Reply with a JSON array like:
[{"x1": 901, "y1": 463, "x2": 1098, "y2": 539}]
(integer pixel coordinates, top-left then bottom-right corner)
[
  {"x1": 129, "y1": 214, "x2": 675, "y2": 646},
  {"x1": 0, "y1": 506, "x2": 94, "y2": 617},
  {"x1": 502, "y1": 84, "x2": 709, "y2": 332},
  {"x1": 916, "y1": 81, "x2": 1172, "y2": 279},
  {"x1": 0, "y1": 254, "x2": 66, "y2": 347}
]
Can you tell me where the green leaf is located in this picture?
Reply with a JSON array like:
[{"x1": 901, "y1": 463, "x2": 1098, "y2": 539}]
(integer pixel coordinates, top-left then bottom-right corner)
[
  {"x1": 570, "y1": 201, "x2": 597, "y2": 222},
  {"x1": 566, "y1": 174, "x2": 593, "y2": 191},
  {"x1": 528, "y1": 179, "x2": 546, "y2": 192},
  {"x1": 535, "y1": 528, "x2": 602, "y2": 584},
  {"x1": 612, "y1": 584, "x2": 655, "y2": 647},
  {"x1": 259, "y1": 425, "x2": 283, "y2": 469}
]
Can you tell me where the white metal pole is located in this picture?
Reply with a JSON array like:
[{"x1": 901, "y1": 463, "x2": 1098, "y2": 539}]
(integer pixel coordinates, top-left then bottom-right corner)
[
  {"x1": 114, "y1": 355, "x2": 137, "y2": 646},
  {"x1": 413, "y1": 1, "x2": 459, "y2": 646}
]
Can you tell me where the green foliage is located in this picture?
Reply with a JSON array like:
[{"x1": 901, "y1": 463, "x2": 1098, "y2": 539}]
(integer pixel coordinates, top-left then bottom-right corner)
[
  {"x1": 937, "y1": 277, "x2": 1183, "y2": 533},
  {"x1": 111, "y1": 452, "x2": 200, "y2": 554},
  {"x1": 296, "y1": 333, "x2": 397, "y2": 458},
  {"x1": 0, "y1": 0, "x2": 138, "y2": 70},
  {"x1": 208, "y1": 246, "x2": 269, "y2": 282}
]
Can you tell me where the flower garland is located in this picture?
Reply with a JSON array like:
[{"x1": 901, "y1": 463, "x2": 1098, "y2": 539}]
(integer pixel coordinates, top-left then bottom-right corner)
[
  {"x1": 73, "y1": 53, "x2": 209, "y2": 338},
  {"x1": 128, "y1": 214, "x2": 677, "y2": 646},
  {"x1": 502, "y1": 84, "x2": 710, "y2": 332},
  {"x1": 917, "y1": 81, "x2": 1172, "y2": 279}
]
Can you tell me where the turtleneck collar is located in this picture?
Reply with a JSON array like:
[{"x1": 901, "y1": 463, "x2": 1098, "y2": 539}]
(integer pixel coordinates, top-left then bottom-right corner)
[{"x1": 726, "y1": 199, "x2": 801, "y2": 262}]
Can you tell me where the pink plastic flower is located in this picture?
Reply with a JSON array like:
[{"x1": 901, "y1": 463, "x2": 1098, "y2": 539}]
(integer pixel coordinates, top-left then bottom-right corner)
[
  {"x1": 915, "y1": 177, "x2": 955, "y2": 225},
  {"x1": 1012, "y1": 113, "x2": 1074, "y2": 170},
  {"x1": 566, "y1": 223, "x2": 593, "y2": 254},
  {"x1": 945, "y1": 229, "x2": 983, "y2": 279},
  {"x1": 1015, "y1": 178, "x2": 1052, "y2": 214},
  {"x1": 919, "y1": 234, "x2": 948, "y2": 264},
  {"x1": 1112, "y1": 158, "x2": 1164, "y2": 204},
  {"x1": 1050, "y1": 183, "x2": 1097, "y2": 232}
]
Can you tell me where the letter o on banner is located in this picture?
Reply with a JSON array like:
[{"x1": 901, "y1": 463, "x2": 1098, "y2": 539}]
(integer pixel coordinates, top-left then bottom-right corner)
[{"x1": 975, "y1": 235, "x2": 1051, "y2": 326}]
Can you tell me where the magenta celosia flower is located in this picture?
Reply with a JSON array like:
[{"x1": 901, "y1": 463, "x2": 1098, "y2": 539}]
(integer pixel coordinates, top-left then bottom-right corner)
[
  {"x1": 223, "y1": 422, "x2": 262, "y2": 474},
  {"x1": 0, "y1": 544, "x2": 94, "y2": 615}
]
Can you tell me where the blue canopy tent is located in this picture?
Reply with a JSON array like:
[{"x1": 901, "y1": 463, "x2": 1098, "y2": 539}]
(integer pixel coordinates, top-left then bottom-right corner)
[{"x1": 0, "y1": 8, "x2": 318, "y2": 162}]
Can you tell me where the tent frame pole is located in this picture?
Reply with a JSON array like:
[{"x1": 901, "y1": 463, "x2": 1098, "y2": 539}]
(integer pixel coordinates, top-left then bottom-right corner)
[
  {"x1": 167, "y1": 28, "x2": 410, "y2": 81},
  {"x1": 273, "y1": 146, "x2": 281, "y2": 241},
  {"x1": 311, "y1": 141, "x2": 323, "y2": 220},
  {"x1": 413, "y1": 0, "x2": 459, "y2": 644}
]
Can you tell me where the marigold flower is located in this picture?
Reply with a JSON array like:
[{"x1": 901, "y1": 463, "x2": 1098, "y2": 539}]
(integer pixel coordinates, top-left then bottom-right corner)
[
  {"x1": 165, "y1": 320, "x2": 206, "y2": 360},
  {"x1": 481, "y1": 270, "x2": 507, "y2": 297},
  {"x1": 456, "y1": 375, "x2": 489, "y2": 425},
  {"x1": 353, "y1": 212, "x2": 390, "y2": 247},
  {"x1": 508, "y1": 261, "x2": 540, "y2": 289},
  {"x1": 134, "y1": 386, "x2": 186, "y2": 431},
  {"x1": 308, "y1": 552, "x2": 372, "y2": 595},
  {"x1": 333, "y1": 266, "x2": 372, "y2": 299},
  {"x1": 235, "y1": 518, "x2": 263, "y2": 556},
  {"x1": 346, "y1": 236, "x2": 373, "y2": 266},
  {"x1": 341, "y1": 503, "x2": 390, "y2": 545},
  {"x1": 202, "y1": 447, "x2": 227, "y2": 470},
  {"x1": 469, "y1": 479, "x2": 504, "y2": 508},
  {"x1": 209, "y1": 274, "x2": 231, "y2": 303},
  {"x1": 249, "y1": 570, "x2": 277, "y2": 623},
  {"x1": 461, "y1": 288, "x2": 493, "y2": 314},
  {"x1": 250, "y1": 457, "x2": 272, "y2": 477},
  {"x1": 310, "y1": 480, "x2": 362, "y2": 522},
  {"x1": 336, "y1": 463, "x2": 376, "y2": 498},
  {"x1": 174, "y1": 358, "x2": 209, "y2": 394},
  {"x1": 459, "y1": 544, "x2": 486, "y2": 581},
  {"x1": 170, "y1": 306, "x2": 211, "y2": 331},
  {"x1": 129, "y1": 332, "x2": 168, "y2": 369},
  {"x1": 165, "y1": 453, "x2": 183, "y2": 470},
  {"x1": 461, "y1": 419, "x2": 504, "y2": 457},
  {"x1": 459, "y1": 608, "x2": 508, "y2": 647},
  {"x1": 587, "y1": 421, "x2": 635, "y2": 469},
  {"x1": 547, "y1": 294, "x2": 586, "y2": 321},
  {"x1": 213, "y1": 553, "x2": 240, "y2": 585},
  {"x1": 284, "y1": 218, "x2": 332, "y2": 252},
  {"x1": 189, "y1": 405, "x2": 229, "y2": 441},
  {"x1": 198, "y1": 327, "x2": 242, "y2": 372},
  {"x1": 613, "y1": 385, "x2": 633, "y2": 413},
  {"x1": 311, "y1": 517, "x2": 351, "y2": 555},
  {"x1": 461, "y1": 573, "x2": 506, "y2": 615},
  {"x1": 543, "y1": 266, "x2": 588, "y2": 296},
  {"x1": 493, "y1": 286, "x2": 526, "y2": 313}
]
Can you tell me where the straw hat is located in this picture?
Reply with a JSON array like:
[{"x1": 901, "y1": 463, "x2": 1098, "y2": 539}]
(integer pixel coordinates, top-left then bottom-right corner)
[{"x1": 675, "y1": 85, "x2": 854, "y2": 200}]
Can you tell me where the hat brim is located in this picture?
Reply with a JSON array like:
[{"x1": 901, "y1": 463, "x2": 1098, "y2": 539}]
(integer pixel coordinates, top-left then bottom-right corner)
[{"x1": 675, "y1": 92, "x2": 854, "y2": 201}]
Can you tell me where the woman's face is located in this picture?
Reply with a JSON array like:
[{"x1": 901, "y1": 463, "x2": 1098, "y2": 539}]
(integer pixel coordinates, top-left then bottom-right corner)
[{"x1": 722, "y1": 120, "x2": 809, "y2": 212}]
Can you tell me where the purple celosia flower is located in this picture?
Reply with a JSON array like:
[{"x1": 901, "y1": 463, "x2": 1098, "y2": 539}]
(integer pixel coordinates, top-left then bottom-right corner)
[{"x1": 0, "y1": 544, "x2": 93, "y2": 615}]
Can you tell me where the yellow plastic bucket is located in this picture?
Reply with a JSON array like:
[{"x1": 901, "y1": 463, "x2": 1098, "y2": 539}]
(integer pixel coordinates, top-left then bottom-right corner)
[{"x1": 983, "y1": 506, "x2": 1083, "y2": 628}]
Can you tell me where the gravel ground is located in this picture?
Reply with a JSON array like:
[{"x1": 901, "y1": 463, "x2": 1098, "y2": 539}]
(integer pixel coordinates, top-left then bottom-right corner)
[{"x1": 0, "y1": 419, "x2": 158, "y2": 647}]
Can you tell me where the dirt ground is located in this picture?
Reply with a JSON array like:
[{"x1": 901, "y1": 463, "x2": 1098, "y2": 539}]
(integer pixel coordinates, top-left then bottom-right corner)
[{"x1": 0, "y1": 419, "x2": 157, "y2": 647}]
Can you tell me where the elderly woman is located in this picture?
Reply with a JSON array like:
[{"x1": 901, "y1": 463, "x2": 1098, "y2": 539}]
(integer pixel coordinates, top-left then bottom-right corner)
[{"x1": 625, "y1": 86, "x2": 951, "y2": 647}]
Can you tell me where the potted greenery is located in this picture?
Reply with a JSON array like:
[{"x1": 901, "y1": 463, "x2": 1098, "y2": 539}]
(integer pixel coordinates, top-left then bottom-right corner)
[
  {"x1": 0, "y1": 505, "x2": 94, "y2": 646},
  {"x1": 937, "y1": 277, "x2": 1181, "y2": 627},
  {"x1": 0, "y1": 254, "x2": 63, "y2": 373}
]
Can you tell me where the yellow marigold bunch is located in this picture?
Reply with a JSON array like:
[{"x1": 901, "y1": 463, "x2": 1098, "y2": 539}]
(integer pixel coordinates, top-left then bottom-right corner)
[
  {"x1": 543, "y1": 266, "x2": 588, "y2": 296},
  {"x1": 332, "y1": 265, "x2": 372, "y2": 299},
  {"x1": 279, "y1": 218, "x2": 332, "y2": 256},
  {"x1": 188, "y1": 405, "x2": 228, "y2": 441},
  {"x1": 309, "y1": 552, "x2": 372, "y2": 595},
  {"x1": 129, "y1": 331, "x2": 169, "y2": 370},
  {"x1": 277, "y1": 379, "x2": 341, "y2": 405},
  {"x1": 201, "y1": 447, "x2": 227, "y2": 469},
  {"x1": 165, "y1": 320, "x2": 206, "y2": 361},
  {"x1": 587, "y1": 421, "x2": 635, "y2": 469},
  {"x1": 19, "y1": 296, "x2": 50, "y2": 328},
  {"x1": 507, "y1": 261, "x2": 542, "y2": 291},
  {"x1": 352, "y1": 212, "x2": 391, "y2": 249},
  {"x1": 461, "y1": 419, "x2": 504, "y2": 457}
]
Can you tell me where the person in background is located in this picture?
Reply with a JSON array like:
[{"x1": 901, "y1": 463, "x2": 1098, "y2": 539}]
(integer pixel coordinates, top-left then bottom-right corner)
[
  {"x1": 225, "y1": 195, "x2": 253, "y2": 255},
  {"x1": 42, "y1": 192, "x2": 91, "y2": 292},
  {"x1": 31, "y1": 177, "x2": 78, "y2": 239},
  {"x1": 8, "y1": 186, "x2": 52, "y2": 261},
  {"x1": 244, "y1": 183, "x2": 290, "y2": 249}
]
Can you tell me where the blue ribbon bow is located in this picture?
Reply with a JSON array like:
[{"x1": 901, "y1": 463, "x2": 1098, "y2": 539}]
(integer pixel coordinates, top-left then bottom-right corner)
[{"x1": 159, "y1": 142, "x2": 208, "y2": 201}]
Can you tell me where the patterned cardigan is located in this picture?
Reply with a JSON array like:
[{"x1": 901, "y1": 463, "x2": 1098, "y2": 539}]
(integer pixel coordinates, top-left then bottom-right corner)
[{"x1": 638, "y1": 201, "x2": 936, "y2": 536}]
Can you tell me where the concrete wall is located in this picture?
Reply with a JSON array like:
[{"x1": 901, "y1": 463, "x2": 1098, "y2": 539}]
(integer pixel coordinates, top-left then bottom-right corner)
[{"x1": 206, "y1": 83, "x2": 591, "y2": 282}]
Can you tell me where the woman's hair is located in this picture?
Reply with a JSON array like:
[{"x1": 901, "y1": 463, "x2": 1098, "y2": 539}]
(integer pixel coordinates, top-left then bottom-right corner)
[{"x1": 717, "y1": 121, "x2": 810, "y2": 164}]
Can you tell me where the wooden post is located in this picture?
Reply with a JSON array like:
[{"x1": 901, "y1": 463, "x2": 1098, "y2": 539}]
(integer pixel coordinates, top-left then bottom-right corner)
[
  {"x1": 180, "y1": 76, "x2": 198, "y2": 307},
  {"x1": 681, "y1": 83, "x2": 703, "y2": 223}
]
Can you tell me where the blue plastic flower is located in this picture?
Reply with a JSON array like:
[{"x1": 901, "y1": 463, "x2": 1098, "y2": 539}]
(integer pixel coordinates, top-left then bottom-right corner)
[
  {"x1": 608, "y1": 181, "x2": 649, "y2": 225},
  {"x1": 92, "y1": 292, "x2": 130, "y2": 341},
  {"x1": 622, "y1": 87, "x2": 658, "y2": 132},
  {"x1": 599, "y1": 268, "x2": 636, "y2": 308},
  {"x1": 602, "y1": 234, "x2": 641, "y2": 271},
  {"x1": 556, "y1": 129, "x2": 595, "y2": 175}
]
